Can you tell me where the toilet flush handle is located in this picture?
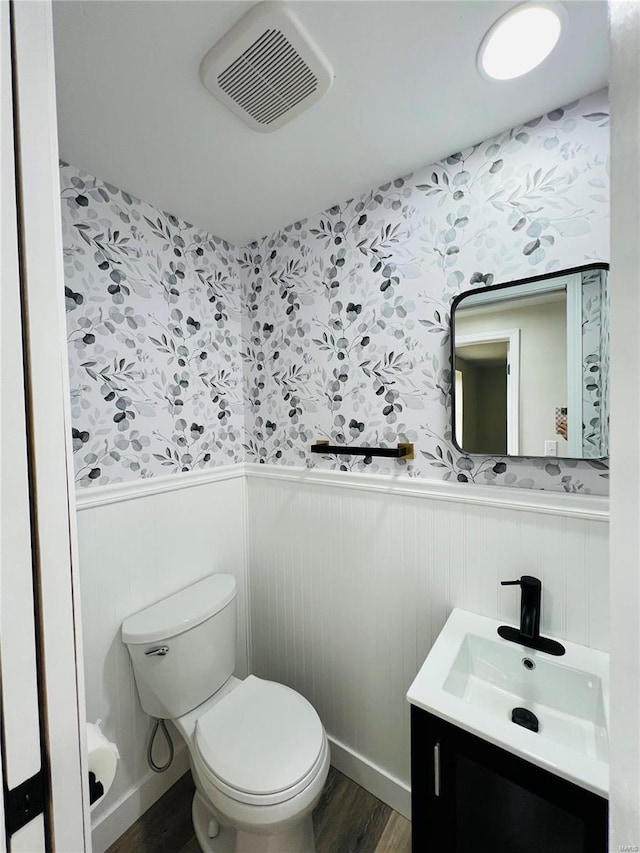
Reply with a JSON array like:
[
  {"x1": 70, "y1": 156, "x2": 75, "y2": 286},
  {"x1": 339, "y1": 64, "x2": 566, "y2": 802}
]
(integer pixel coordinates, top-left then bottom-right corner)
[{"x1": 145, "y1": 646, "x2": 169, "y2": 657}]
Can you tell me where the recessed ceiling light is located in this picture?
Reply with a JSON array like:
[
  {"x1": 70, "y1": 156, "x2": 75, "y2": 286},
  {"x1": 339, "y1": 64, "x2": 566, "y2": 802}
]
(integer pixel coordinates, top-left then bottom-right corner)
[{"x1": 478, "y1": 2, "x2": 566, "y2": 81}]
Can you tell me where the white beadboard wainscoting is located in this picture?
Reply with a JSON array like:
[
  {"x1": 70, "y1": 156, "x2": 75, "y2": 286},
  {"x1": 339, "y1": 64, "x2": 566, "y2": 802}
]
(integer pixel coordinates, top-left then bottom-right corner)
[
  {"x1": 245, "y1": 464, "x2": 610, "y2": 819},
  {"x1": 75, "y1": 466, "x2": 248, "y2": 853},
  {"x1": 74, "y1": 462, "x2": 609, "y2": 846}
]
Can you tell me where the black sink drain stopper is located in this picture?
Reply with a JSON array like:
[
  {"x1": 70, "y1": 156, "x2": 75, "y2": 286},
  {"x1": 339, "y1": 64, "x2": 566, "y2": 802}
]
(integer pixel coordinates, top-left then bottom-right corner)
[{"x1": 512, "y1": 707, "x2": 539, "y2": 732}]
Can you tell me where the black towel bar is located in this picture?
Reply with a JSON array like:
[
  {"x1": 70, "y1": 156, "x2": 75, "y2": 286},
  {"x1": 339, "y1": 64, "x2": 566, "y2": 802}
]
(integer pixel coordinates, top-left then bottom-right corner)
[{"x1": 310, "y1": 441, "x2": 414, "y2": 460}]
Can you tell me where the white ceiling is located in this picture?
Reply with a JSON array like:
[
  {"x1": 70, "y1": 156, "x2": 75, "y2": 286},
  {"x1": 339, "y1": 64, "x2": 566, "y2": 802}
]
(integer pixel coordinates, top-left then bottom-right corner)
[
  {"x1": 53, "y1": 0, "x2": 608, "y2": 246},
  {"x1": 456, "y1": 341, "x2": 508, "y2": 364}
]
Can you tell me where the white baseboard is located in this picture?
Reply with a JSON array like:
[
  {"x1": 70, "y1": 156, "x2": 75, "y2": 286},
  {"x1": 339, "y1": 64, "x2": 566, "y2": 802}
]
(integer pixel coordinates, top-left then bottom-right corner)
[
  {"x1": 91, "y1": 746, "x2": 190, "y2": 853},
  {"x1": 327, "y1": 735, "x2": 412, "y2": 820}
]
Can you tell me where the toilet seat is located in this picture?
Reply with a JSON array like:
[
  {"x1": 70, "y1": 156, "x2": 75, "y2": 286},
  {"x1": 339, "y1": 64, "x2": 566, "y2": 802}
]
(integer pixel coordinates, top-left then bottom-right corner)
[{"x1": 194, "y1": 675, "x2": 326, "y2": 807}]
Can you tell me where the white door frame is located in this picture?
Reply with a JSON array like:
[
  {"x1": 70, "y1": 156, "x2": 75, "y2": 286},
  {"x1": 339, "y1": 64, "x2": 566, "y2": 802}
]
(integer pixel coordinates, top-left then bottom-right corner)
[
  {"x1": 455, "y1": 329, "x2": 520, "y2": 455},
  {"x1": 610, "y1": 2, "x2": 640, "y2": 849},
  {"x1": 1, "y1": 1, "x2": 45, "y2": 848},
  {"x1": 6, "y1": 1, "x2": 90, "y2": 849}
]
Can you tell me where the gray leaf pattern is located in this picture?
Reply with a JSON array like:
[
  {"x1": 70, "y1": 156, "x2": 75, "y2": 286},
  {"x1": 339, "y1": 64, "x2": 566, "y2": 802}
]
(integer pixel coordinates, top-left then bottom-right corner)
[
  {"x1": 241, "y1": 91, "x2": 610, "y2": 493},
  {"x1": 61, "y1": 165, "x2": 244, "y2": 486},
  {"x1": 581, "y1": 268, "x2": 608, "y2": 457},
  {"x1": 61, "y1": 90, "x2": 610, "y2": 494}
]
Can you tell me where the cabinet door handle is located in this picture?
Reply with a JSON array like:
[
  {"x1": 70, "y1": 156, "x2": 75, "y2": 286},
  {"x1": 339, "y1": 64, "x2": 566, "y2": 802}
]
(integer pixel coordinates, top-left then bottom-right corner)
[{"x1": 434, "y1": 742, "x2": 441, "y2": 797}]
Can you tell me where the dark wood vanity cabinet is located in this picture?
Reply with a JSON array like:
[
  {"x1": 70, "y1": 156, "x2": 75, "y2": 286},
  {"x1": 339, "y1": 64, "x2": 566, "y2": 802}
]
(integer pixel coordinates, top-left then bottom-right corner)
[{"x1": 410, "y1": 705, "x2": 608, "y2": 853}]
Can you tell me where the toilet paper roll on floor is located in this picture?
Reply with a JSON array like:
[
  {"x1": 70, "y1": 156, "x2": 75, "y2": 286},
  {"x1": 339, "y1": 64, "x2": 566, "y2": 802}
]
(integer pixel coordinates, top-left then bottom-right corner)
[{"x1": 86, "y1": 721, "x2": 119, "y2": 809}]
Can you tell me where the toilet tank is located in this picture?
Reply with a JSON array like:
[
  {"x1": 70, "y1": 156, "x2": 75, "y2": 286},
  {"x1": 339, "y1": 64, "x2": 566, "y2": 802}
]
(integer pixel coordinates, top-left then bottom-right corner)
[{"x1": 122, "y1": 574, "x2": 237, "y2": 719}]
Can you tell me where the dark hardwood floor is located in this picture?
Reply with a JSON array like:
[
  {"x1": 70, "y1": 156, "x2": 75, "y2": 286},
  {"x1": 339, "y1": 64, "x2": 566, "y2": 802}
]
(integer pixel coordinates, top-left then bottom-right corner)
[
  {"x1": 106, "y1": 767, "x2": 411, "y2": 853},
  {"x1": 313, "y1": 767, "x2": 410, "y2": 853}
]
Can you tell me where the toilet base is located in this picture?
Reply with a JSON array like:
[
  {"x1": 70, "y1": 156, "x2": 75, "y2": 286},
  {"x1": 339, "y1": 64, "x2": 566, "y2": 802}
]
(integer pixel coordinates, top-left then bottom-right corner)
[
  {"x1": 192, "y1": 790, "x2": 316, "y2": 853},
  {"x1": 193, "y1": 791, "x2": 235, "y2": 853}
]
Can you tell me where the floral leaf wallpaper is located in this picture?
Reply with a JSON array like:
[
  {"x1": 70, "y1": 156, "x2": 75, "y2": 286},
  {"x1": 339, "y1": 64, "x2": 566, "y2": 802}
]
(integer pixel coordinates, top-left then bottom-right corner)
[
  {"x1": 240, "y1": 90, "x2": 610, "y2": 494},
  {"x1": 581, "y1": 268, "x2": 608, "y2": 458},
  {"x1": 61, "y1": 164, "x2": 244, "y2": 486},
  {"x1": 61, "y1": 89, "x2": 610, "y2": 494}
]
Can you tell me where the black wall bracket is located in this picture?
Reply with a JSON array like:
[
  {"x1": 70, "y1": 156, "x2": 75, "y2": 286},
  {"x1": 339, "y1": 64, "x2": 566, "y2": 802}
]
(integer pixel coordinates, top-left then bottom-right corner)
[
  {"x1": 311, "y1": 441, "x2": 414, "y2": 460},
  {"x1": 5, "y1": 770, "x2": 45, "y2": 837}
]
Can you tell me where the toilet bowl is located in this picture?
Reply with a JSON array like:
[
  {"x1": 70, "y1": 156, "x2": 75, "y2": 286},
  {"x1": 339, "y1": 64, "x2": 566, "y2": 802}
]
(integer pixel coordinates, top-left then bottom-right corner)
[
  {"x1": 122, "y1": 574, "x2": 329, "y2": 853},
  {"x1": 176, "y1": 674, "x2": 330, "y2": 852}
]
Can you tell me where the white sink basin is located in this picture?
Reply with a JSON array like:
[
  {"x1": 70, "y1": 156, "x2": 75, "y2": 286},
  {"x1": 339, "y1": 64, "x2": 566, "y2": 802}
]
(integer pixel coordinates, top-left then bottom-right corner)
[{"x1": 407, "y1": 609, "x2": 609, "y2": 797}]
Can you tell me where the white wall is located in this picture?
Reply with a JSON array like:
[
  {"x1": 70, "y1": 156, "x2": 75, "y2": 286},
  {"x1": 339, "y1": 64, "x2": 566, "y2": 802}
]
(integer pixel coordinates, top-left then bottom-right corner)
[
  {"x1": 610, "y1": 1, "x2": 640, "y2": 848},
  {"x1": 246, "y1": 465, "x2": 609, "y2": 817},
  {"x1": 75, "y1": 468, "x2": 247, "y2": 852}
]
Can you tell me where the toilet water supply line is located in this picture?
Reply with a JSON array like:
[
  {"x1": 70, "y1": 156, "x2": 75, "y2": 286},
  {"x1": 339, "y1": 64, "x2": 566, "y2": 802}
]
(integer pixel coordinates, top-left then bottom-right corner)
[{"x1": 148, "y1": 718, "x2": 174, "y2": 773}]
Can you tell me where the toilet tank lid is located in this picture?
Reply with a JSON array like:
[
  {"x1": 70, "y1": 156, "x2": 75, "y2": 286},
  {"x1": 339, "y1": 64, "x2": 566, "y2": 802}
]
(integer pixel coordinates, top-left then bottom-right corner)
[{"x1": 121, "y1": 574, "x2": 236, "y2": 644}]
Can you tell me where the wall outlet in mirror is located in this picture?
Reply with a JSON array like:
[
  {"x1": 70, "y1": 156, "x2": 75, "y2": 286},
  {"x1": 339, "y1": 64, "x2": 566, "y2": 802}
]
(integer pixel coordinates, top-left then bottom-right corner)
[{"x1": 450, "y1": 264, "x2": 609, "y2": 461}]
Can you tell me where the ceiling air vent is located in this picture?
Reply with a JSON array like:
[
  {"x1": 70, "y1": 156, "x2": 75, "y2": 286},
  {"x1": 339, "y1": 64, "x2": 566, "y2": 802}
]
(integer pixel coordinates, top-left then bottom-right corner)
[{"x1": 199, "y1": 1, "x2": 333, "y2": 133}]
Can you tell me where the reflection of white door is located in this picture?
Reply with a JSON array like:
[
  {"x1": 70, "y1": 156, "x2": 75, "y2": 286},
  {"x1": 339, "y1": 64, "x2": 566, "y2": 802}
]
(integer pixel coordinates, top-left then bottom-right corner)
[
  {"x1": 565, "y1": 274, "x2": 585, "y2": 458},
  {"x1": 1, "y1": 2, "x2": 88, "y2": 849},
  {"x1": 455, "y1": 370, "x2": 464, "y2": 445},
  {"x1": 456, "y1": 329, "x2": 520, "y2": 455}
]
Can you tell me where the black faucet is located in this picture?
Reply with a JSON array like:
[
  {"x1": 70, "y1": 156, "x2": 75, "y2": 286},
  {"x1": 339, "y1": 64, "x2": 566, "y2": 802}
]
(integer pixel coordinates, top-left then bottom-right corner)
[
  {"x1": 501, "y1": 576, "x2": 541, "y2": 640},
  {"x1": 498, "y1": 575, "x2": 565, "y2": 656}
]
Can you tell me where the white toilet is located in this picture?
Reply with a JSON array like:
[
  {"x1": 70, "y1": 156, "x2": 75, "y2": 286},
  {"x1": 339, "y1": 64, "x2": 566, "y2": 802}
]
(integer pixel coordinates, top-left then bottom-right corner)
[{"x1": 122, "y1": 574, "x2": 330, "y2": 853}]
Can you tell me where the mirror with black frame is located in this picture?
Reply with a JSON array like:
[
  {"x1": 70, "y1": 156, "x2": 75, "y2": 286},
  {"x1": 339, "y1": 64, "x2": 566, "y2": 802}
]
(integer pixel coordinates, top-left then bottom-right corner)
[{"x1": 450, "y1": 264, "x2": 609, "y2": 460}]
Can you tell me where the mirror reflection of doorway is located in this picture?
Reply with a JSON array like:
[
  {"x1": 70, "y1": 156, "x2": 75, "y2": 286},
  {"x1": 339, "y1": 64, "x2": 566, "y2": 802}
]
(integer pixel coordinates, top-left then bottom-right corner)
[
  {"x1": 454, "y1": 330, "x2": 520, "y2": 455},
  {"x1": 451, "y1": 271, "x2": 606, "y2": 459}
]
